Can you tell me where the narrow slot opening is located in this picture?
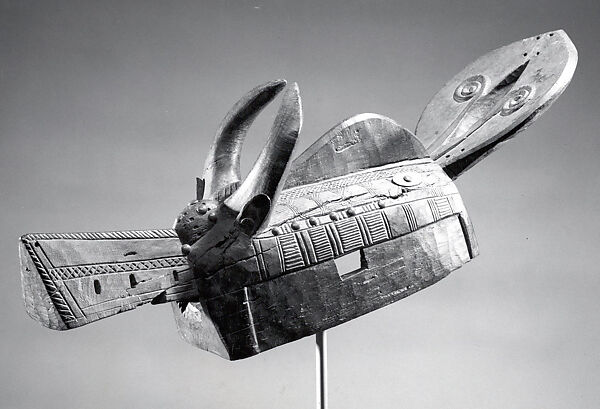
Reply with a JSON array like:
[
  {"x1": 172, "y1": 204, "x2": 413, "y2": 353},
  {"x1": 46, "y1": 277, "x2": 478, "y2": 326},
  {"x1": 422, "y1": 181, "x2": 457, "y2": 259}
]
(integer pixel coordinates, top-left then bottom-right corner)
[
  {"x1": 129, "y1": 274, "x2": 137, "y2": 288},
  {"x1": 94, "y1": 279, "x2": 102, "y2": 294},
  {"x1": 173, "y1": 270, "x2": 179, "y2": 281},
  {"x1": 334, "y1": 250, "x2": 365, "y2": 279},
  {"x1": 496, "y1": 61, "x2": 529, "y2": 88}
]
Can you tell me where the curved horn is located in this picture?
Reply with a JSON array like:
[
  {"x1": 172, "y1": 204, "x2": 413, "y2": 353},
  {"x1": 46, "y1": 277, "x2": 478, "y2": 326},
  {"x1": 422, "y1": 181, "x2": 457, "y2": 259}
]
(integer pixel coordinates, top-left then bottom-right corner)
[
  {"x1": 203, "y1": 79, "x2": 287, "y2": 200},
  {"x1": 225, "y1": 83, "x2": 302, "y2": 213}
]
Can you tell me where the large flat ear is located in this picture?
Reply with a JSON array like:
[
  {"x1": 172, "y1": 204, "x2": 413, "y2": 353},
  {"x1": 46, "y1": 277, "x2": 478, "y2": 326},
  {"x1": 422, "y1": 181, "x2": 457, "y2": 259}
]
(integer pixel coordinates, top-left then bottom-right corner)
[
  {"x1": 237, "y1": 194, "x2": 271, "y2": 236},
  {"x1": 416, "y1": 30, "x2": 577, "y2": 179}
]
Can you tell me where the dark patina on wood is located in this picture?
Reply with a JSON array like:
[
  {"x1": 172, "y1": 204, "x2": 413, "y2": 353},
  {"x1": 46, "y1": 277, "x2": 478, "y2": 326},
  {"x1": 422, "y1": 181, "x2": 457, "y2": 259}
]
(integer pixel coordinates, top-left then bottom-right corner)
[{"x1": 19, "y1": 30, "x2": 577, "y2": 360}]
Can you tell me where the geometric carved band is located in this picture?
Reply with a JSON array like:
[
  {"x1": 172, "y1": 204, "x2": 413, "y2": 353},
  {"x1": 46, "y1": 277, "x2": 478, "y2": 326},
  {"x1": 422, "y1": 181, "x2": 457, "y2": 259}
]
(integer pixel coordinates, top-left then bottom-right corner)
[
  {"x1": 428, "y1": 197, "x2": 453, "y2": 221},
  {"x1": 280, "y1": 159, "x2": 431, "y2": 200},
  {"x1": 21, "y1": 229, "x2": 177, "y2": 241},
  {"x1": 22, "y1": 240, "x2": 77, "y2": 323},
  {"x1": 275, "y1": 210, "x2": 392, "y2": 274},
  {"x1": 50, "y1": 256, "x2": 188, "y2": 280}
]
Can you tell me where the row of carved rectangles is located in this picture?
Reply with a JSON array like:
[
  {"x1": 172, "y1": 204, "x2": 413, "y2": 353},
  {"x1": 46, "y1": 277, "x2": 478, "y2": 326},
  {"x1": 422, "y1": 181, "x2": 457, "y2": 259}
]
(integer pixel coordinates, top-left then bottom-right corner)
[
  {"x1": 277, "y1": 211, "x2": 391, "y2": 272},
  {"x1": 428, "y1": 197, "x2": 453, "y2": 222},
  {"x1": 274, "y1": 196, "x2": 454, "y2": 274}
]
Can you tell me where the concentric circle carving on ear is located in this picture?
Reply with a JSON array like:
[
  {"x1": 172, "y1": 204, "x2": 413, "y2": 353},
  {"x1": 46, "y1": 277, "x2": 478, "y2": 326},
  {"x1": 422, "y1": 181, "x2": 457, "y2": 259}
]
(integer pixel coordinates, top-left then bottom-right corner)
[
  {"x1": 453, "y1": 75, "x2": 485, "y2": 102},
  {"x1": 501, "y1": 85, "x2": 533, "y2": 116}
]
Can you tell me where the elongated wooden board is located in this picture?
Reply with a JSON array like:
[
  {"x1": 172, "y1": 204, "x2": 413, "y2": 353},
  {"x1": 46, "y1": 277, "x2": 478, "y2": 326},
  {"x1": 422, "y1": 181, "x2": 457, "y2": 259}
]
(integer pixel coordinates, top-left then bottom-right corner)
[{"x1": 19, "y1": 230, "x2": 198, "y2": 330}]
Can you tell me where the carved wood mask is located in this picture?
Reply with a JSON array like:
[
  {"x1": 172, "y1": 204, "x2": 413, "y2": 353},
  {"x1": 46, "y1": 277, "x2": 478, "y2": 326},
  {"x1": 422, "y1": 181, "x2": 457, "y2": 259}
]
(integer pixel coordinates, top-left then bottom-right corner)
[{"x1": 18, "y1": 30, "x2": 577, "y2": 360}]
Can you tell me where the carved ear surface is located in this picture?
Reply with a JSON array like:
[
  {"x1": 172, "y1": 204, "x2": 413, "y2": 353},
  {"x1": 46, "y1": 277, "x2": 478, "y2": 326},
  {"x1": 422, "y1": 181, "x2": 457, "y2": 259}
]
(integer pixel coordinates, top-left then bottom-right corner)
[
  {"x1": 237, "y1": 194, "x2": 272, "y2": 236},
  {"x1": 416, "y1": 30, "x2": 577, "y2": 179}
]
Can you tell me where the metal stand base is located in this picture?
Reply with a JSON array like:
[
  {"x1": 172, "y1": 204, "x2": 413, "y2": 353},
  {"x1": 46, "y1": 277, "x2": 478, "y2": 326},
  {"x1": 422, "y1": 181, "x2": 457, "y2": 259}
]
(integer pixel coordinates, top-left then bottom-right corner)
[{"x1": 316, "y1": 331, "x2": 328, "y2": 409}]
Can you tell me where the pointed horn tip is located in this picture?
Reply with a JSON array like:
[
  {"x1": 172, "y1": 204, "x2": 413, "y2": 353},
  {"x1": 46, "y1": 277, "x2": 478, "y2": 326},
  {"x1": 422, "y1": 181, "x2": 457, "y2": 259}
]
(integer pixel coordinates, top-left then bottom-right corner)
[
  {"x1": 249, "y1": 79, "x2": 287, "y2": 101},
  {"x1": 292, "y1": 82, "x2": 303, "y2": 126},
  {"x1": 282, "y1": 82, "x2": 301, "y2": 103},
  {"x1": 281, "y1": 82, "x2": 303, "y2": 127},
  {"x1": 268, "y1": 79, "x2": 287, "y2": 92}
]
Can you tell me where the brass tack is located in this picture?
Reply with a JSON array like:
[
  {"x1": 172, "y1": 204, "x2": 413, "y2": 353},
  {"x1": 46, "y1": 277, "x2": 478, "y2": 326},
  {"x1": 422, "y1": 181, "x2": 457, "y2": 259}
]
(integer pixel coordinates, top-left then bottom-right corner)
[{"x1": 197, "y1": 204, "x2": 207, "y2": 214}]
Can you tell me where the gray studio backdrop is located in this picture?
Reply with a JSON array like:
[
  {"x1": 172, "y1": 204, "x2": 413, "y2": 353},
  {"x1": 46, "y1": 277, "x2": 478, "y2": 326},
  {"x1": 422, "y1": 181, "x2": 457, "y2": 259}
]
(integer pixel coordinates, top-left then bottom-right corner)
[{"x1": 1, "y1": 1, "x2": 599, "y2": 408}]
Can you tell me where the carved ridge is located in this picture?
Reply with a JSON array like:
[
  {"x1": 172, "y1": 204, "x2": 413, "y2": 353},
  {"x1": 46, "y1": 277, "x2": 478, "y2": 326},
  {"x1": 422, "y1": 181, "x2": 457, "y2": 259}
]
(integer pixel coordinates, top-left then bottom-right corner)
[
  {"x1": 49, "y1": 257, "x2": 188, "y2": 280},
  {"x1": 21, "y1": 229, "x2": 178, "y2": 241}
]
